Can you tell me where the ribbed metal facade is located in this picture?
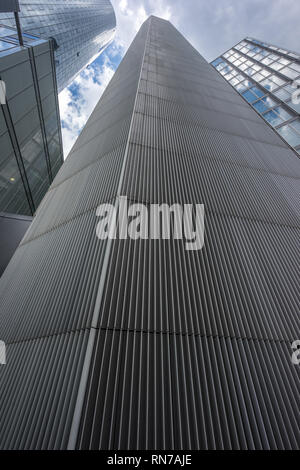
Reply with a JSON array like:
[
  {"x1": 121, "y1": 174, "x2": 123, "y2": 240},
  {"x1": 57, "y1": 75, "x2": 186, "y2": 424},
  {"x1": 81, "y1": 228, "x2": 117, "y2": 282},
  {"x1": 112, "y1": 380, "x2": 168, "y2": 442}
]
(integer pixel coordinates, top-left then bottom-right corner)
[{"x1": 0, "y1": 16, "x2": 299, "y2": 449}]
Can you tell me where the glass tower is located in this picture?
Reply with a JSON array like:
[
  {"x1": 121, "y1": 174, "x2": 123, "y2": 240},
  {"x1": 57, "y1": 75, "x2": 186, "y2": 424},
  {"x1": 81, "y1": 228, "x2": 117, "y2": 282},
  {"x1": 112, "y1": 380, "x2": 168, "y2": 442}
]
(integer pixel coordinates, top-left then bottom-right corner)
[
  {"x1": 0, "y1": 17, "x2": 299, "y2": 449},
  {"x1": 0, "y1": 24, "x2": 63, "y2": 216},
  {"x1": 211, "y1": 38, "x2": 300, "y2": 155},
  {"x1": 0, "y1": 0, "x2": 116, "y2": 92}
]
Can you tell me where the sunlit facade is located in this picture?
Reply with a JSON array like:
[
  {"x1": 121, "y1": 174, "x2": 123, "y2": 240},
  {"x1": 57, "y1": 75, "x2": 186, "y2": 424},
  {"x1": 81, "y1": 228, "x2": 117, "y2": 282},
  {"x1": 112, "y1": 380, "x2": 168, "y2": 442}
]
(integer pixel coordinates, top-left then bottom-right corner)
[
  {"x1": 211, "y1": 38, "x2": 300, "y2": 155},
  {"x1": 0, "y1": 0, "x2": 116, "y2": 92}
]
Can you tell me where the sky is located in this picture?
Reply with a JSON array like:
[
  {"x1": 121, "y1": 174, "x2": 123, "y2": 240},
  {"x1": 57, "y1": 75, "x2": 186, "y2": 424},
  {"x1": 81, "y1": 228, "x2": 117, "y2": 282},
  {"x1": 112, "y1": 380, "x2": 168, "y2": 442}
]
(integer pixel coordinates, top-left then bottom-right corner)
[{"x1": 59, "y1": 0, "x2": 300, "y2": 158}]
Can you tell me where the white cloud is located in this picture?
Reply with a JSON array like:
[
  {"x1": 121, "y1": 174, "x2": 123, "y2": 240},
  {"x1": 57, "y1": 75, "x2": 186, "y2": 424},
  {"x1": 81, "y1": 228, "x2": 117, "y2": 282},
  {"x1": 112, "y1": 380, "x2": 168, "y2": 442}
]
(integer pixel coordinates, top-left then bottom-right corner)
[
  {"x1": 58, "y1": 55, "x2": 115, "y2": 158},
  {"x1": 111, "y1": 0, "x2": 173, "y2": 50}
]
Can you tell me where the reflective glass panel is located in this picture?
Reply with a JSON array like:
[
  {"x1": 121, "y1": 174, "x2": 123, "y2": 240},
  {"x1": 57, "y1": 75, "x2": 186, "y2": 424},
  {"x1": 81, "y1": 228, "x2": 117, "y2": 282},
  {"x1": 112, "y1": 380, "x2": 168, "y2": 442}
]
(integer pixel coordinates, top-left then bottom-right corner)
[
  {"x1": 253, "y1": 96, "x2": 276, "y2": 112},
  {"x1": 280, "y1": 67, "x2": 299, "y2": 79},
  {"x1": 272, "y1": 106, "x2": 293, "y2": 121},
  {"x1": 277, "y1": 124, "x2": 300, "y2": 146},
  {"x1": 251, "y1": 86, "x2": 265, "y2": 98},
  {"x1": 288, "y1": 100, "x2": 300, "y2": 113},
  {"x1": 242, "y1": 90, "x2": 258, "y2": 103},
  {"x1": 264, "y1": 110, "x2": 283, "y2": 126}
]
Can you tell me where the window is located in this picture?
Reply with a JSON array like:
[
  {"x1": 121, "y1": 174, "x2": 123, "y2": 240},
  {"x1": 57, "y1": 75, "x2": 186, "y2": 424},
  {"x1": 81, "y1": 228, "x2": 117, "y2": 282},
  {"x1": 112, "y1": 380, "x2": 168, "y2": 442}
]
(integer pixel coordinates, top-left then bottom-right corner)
[
  {"x1": 288, "y1": 100, "x2": 300, "y2": 113},
  {"x1": 271, "y1": 76, "x2": 286, "y2": 86},
  {"x1": 230, "y1": 78, "x2": 239, "y2": 86},
  {"x1": 269, "y1": 62, "x2": 284, "y2": 71},
  {"x1": 271, "y1": 106, "x2": 293, "y2": 121},
  {"x1": 278, "y1": 58, "x2": 290, "y2": 66},
  {"x1": 252, "y1": 73, "x2": 264, "y2": 82},
  {"x1": 261, "y1": 78, "x2": 278, "y2": 91},
  {"x1": 277, "y1": 124, "x2": 300, "y2": 147},
  {"x1": 274, "y1": 88, "x2": 291, "y2": 101},
  {"x1": 245, "y1": 68, "x2": 255, "y2": 76},
  {"x1": 253, "y1": 96, "x2": 277, "y2": 113},
  {"x1": 262, "y1": 57, "x2": 273, "y2": 65},
  {"x1": 290, "y1": 119, "x2": 300, "y2": 133},
  {"x1": 264, "y1": 110, "x2": 283, "y2": 126},
  {"x1": 235, "y1": 82, "x2": 248, "y2": 92},
  {"x1": 280, "y1": 67, "x2": 299, "y2": 79},
  {"x1": 290, "y1": 62, "x2": 300, "y2": 73},
  {"x1": 251, "y1": 86, "x2": 265, "y2": 98},
  {"x1": 242, "y1": 89, "x2": 258, "y2": 103},
  {"x1": 261, "y1": 69, "x2": 271, "y2": 77}
]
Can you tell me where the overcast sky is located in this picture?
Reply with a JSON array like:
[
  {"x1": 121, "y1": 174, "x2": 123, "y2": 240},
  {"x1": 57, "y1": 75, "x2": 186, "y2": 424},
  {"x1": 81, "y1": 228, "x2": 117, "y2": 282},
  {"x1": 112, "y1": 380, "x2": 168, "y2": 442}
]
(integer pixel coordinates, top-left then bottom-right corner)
[{"x1": 59, "y1": 0, "x2": 300, "y2": 157}]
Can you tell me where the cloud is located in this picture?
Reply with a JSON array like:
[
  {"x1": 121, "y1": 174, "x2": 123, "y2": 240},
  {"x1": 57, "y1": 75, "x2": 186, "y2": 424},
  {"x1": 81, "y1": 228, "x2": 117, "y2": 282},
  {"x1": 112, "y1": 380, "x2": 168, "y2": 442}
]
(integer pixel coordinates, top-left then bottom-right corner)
[
  {"x1": 111, "y1": 0, "x2": 172, "y2": 50},
  {"x1": 58, "y1": 54, "x2": 115, "y2": 157}
]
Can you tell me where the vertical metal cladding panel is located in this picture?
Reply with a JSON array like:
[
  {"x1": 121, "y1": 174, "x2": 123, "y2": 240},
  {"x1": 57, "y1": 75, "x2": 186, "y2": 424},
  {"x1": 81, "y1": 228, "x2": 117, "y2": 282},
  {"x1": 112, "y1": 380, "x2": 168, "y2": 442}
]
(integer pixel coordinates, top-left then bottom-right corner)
[
  {"x1": 77, "y1": 17, "x2": 300, "y2": 449},
  {"x1": 0, "y1": 17, "x2": 299, "y2": 450},
  {"x1": 0, "y1": 21, "x2": 149, "y2": 448}
]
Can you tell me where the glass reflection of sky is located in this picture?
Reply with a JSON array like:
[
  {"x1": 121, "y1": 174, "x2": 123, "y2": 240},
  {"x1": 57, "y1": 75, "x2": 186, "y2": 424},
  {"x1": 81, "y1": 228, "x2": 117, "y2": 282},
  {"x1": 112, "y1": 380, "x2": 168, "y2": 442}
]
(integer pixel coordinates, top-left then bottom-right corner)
[
  {"x1": 0, "y1": 39, "x2": 15, "y2": 51},
  {"x1": 264, "y1": 110, "x2": 282, "y2": 126},
  {"x1": 278, "y1": 125, "x2": 300, "y2": 146}
]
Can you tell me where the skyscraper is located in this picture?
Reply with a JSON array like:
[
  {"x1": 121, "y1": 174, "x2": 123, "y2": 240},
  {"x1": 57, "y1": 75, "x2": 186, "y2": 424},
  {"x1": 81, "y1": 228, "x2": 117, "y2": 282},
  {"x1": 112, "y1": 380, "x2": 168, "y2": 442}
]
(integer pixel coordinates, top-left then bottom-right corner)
[
  {"x1": 0, "y1": 17, "x2": 299, "y2": 450},
  {"x1": 0, "y1": 0, "x2": 116, "y2": 92},
  {"x1": 211, "y1": 38, "x2": 300, "y2": 156}
]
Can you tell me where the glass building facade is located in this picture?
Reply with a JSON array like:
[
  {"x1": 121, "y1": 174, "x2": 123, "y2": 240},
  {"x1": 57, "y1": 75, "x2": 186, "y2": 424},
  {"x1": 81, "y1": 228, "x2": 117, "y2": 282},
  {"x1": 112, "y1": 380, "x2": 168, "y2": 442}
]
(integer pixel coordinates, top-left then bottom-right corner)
[
  {"x1": 0, "y1": 0, "x2": 116, "y2": 92},
  {"x1": 211, "y1": 38, "x2": 300, "y2": 155},
  {"x1": 0, "y1": 23, "x2": 63, "y2": 216}
]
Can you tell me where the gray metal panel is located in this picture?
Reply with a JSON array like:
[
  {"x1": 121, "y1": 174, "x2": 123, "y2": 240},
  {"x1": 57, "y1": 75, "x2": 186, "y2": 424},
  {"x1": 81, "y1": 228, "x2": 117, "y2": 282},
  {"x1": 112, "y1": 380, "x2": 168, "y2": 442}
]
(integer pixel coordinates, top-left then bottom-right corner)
[
  {"x1": 0, "y1": 330, "x2": 89, "y2": 449},
  {"x1": 0, "y1": 1, "x2": 19, "y2": 13},
  {"x1": 0, "y1": 212, "x2": 32, "y2": 276},
  {"x1": 0, "y1": 16, "x2": 299, "y2": 450}
]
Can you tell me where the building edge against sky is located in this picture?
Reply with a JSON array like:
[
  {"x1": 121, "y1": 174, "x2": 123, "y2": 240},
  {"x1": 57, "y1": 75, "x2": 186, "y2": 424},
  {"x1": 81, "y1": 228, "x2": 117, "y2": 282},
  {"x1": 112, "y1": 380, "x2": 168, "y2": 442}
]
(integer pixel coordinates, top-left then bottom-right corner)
[
  {"x1": 0, "y1": 0, "x2": 116, "y2": 93},
  {"x1": 211, "y1": 37, "x2": 300, "y2": 156},
  {"x1": 0, "y1": 16, "x2": 299, "y2": 449}
]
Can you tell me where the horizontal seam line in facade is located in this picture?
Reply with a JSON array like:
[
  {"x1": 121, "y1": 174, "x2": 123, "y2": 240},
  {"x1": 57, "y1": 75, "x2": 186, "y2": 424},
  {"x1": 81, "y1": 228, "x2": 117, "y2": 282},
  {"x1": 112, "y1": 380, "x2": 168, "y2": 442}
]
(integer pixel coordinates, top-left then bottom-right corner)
[
  {"x1": 138, "y1": 88, "x2": 257, "y2": 119},
  {"x1": 140, "y1": 76, "x2": 240, "y2": 102},
  {"x1": 133, "y1": 109, "x2": 287, "y2": 148},
  {"x1": 49, "y1": 143, "x2": 125, "y2": 191},
  {"x1": 3, "y1": 325, "x2": 296, "y2": 348},
  {"x1": 46, "y1": 134, "x2": 300, "y2": 198},
  {"x1": 144, "y1": 64, "x2": 218, "y2": 79},
  {"x1": 144, "y1": 66, "x2": 233, "y2": 88},
  {"x1": 136, "y1": 98, "x2": 262, "y2": 129},
  {"x1": 20, "y1": 195, "x2": 300, "y2": 248},
  {"x1": 127, "y1": 140, "x2": 300, "y2": 180},
  {"x1": 144, "y1": 65, "x2": 230, "y2": 84}
]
